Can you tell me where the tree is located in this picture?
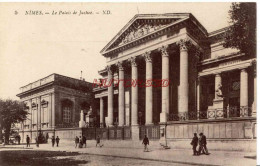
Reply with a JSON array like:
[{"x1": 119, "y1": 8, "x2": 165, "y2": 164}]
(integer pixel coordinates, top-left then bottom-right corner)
[
  {"x1": 224, "y1": 2, "x2": 256, "y2": 58},
  {"x1": 0, "y1": 99, "x2": 28, "y2": 144}
]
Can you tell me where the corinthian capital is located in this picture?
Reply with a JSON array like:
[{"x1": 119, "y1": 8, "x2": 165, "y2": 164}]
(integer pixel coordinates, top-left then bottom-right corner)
[
  {"x1": 128, "y1": 56, "x2": 137, "y2": 67},
  {"x1": 177, "y1": 38, "x2": 191, "y2": 51},
  {"x1": 106, "y1": 65, "x2": 113, "y2": 74},
  {"x1": 116, "y1": 61, "x2": 124, "y2": 71},
  {"x1": 143, "y1": 51, "x2": 152, "y2": 63},
  {"x1": 159, "y1": 45, "x2": 169, "y2": 57}
]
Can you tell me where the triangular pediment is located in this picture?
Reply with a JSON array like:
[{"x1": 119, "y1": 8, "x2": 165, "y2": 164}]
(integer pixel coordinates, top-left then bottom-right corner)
[{"x1": 101, "y1": 13, "x2": 191, "y2": 54}]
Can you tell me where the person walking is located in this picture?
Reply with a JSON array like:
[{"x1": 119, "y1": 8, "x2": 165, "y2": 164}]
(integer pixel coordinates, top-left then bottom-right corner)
[
  {"x1": 142, "y1": 135, "x2": 149, "y2": 152},
  {"x1": 75, "y1": 136, "x2": 79, "y2": 148},
  {"x1": 51, "y1": 136, "x2": 55, "y2": 147},
  {"x1": 26, "y1": 135, "x2": 30, "y2": 147},
  {"x1": 35, "y1": 136, "x2": 39, "y2": 147},
  {"x1": 46, "y1": 133, "x2": 49, "y2": 143},
  {"x1": 17, "y1": 135, "x2": 21, "y2": 145},
  {"x1": 82, "y1": 135, "x2": 87, "y2": 148},
  {"x1": 198, "y1": 133, "x2": 209, "y2": 155},
  {"x1": 56, "y1": 136, "x2": 60, "y2": 147},
  {"x1": 79, "y1": 136, "x2": 83, "y2": 148},
  {"x1": 190, "y1": 133, "x2": 198, "y2": 156},
  {"x1": 96, "y1": 135, "x2": 102, "y2": 147}
]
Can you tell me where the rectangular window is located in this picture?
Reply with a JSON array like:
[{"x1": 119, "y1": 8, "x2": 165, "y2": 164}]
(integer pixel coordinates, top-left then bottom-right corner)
[{"x1": 63, "y1": 107, "x2": 71, "y2": 123}]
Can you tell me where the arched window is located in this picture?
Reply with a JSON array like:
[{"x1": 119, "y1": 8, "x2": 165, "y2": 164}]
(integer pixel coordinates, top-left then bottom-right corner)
[{"x1": 61, "y1": 99, "x2": 73, "y2": 123}]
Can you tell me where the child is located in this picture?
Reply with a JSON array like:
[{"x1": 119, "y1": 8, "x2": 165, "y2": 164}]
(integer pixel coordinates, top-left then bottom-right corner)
[{"x1": 142, "y1": 135, "x2": 149, "y2": 152}]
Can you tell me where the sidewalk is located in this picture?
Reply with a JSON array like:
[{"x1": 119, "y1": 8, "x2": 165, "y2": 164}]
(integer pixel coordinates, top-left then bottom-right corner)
[{"x1": 1, "y1": 142, "x2": 256, "y2": 166}]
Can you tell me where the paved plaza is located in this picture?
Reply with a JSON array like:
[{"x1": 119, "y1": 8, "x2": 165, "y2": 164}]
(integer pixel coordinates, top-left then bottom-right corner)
[{"x1": 0, "y1": 142, "x2": 256, "y2": 166}]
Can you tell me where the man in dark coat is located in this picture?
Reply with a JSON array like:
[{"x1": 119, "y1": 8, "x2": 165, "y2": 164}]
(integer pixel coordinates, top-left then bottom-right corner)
[
  {"x1": 190, "y1": 133, "x2": 198, "y2": 155},
  {"x1": 56, "y1": 136, "x2": 60, "y2": 147},
  {"x1": 198, "y1": 133, "x2": 209, "y2": 155},
  {"x1": 26, "y1": 135, "x2": 30, "y2": 147},
  {"x1": 51, "y1": 136, "x2": 55, "y2": 147},
  {"x1": 82, "y1": 135, "x2": 87, "y2": 148},
  {"x1": 75, "y1": 136, "x2": 79, "y2": 148},
  {"x1": 142, "y1": 135, "x2": 149, "y2": 152},
  {"x1": 17, "y1": 135, "x2": 21, "y2": 145}
]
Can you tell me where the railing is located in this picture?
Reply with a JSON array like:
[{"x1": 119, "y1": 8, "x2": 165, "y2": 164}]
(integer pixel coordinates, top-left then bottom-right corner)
[
  {"x1": 82, "y1": 125, "x2": 132, "y2": 140},
  {"x1": 168, "y1": 106, "x2": 252, "y2": 121},
  {"x1": 139, "y1": 125, "x2": 160, "y2": 140}
]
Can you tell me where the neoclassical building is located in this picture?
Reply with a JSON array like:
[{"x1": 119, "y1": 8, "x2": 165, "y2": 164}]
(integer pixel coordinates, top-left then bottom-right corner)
[
  {"x1": 16, "y1": 74, "x2": 93, "y2": 142},
  {"x1": 93, "y1": 13, "x2": 256, "y2": 150}
]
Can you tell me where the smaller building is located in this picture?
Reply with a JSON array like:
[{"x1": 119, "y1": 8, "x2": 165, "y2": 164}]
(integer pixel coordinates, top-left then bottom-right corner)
[{"x1": 16, "y1": 73, "x2": 93, "y2": 143}]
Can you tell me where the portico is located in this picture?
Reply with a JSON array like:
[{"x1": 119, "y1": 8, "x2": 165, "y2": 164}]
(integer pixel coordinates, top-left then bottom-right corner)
[{"x1": 93, "y1": 13, "x2": 256, "y2": 145}]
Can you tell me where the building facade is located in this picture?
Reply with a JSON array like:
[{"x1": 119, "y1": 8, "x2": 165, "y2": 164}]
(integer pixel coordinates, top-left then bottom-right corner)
[
  {"x1": 93, "y1": 13, "x2": 256, "y2": 151},
  {"x1": 16, "y1": 74, "x2": 93, "y2": 143}
]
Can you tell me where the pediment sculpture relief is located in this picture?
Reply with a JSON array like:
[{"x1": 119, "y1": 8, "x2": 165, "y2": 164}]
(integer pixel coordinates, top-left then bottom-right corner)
[{"x1": 113, "y1": 19, "x2": 176, "y2": 48}]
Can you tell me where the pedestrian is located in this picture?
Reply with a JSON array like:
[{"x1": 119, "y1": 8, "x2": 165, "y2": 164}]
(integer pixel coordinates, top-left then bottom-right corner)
[
  {"x1": 17, "y1": 135, "x2": 21, "y2": 145},
  {"x1": 96, "y1": 135, "x2": 103, "y2": 147},
  {"x1": 51, "y1": 136, "x2": 55, "y2": 147},
  {"x1": 82, "y1": 135, "x2": 87, "y2": 148},
  {"x1": 79, "y1": 136, "x2": 83, "y2": 148},
  {"x1": 35, "y1": 136, "x2": 39, "y2": 147},
  {"x1": 26, "y1": 135, "x2": 30, "y2": 147},
  {"x1": 190, "y1": 133, "x2": 198, "y2": 156},
  {"x1": 46, "y1": 133, "x2": 49, "y2": 143},
  {"x1": 142, "y1": 134, "x2": 149, "y2": 152},
  {"x1": 75, "y1": 136, "x2": 79, "y2": 148},
  {"x1": 56, "y1": 136, "x2": 60, "y2": 147},
  {"x1": 198, "y1": 133, "x2": 209, "y2": 155}
]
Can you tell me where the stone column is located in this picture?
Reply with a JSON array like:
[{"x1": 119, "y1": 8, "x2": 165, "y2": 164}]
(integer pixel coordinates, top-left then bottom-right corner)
[
  {"x1": 178, "y1": 40, "x2": 189, "y2": 117},
  {"x1": 130, "y1": 57, "x2": 138, "y2": 126},
  {"x1": 100, "y1": 97, "x2": 104, "y2": 127},
  {"x1": 107, "y1": 65, "x2": 114, "y2": 126},
  {"x1": 240, "y1": 68, "x2": 248, "y2": 116},
  {"x1": 197, "y1": 77, "x2": 200, "y2": 119},
  {"x1": 117, "y1": 62, "x2": 125, "y2": 126},
  {"x1": 160, "y1": 45, "x2": 169, "y2": 123},
  {"x1": 252, "y1": 62, "x2": 257, "y2": 117},
  {"x1": 144, "y1": 51, "x2": 153, "y2": 125},
  {"x1": 129, "y1": 57, "x2": 139, "y2": 140}
]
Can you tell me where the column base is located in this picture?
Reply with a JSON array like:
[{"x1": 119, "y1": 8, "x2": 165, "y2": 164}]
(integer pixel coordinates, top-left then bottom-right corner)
[
  {"x1": 131, "y1": 125, "x2": 139, "y2": 141},
  {"x1": 160, "y1": 112, "x2": 168, "y2": 123},
  {"x1": 145, "y1": 123, "x2": 154, "y2": 126}
]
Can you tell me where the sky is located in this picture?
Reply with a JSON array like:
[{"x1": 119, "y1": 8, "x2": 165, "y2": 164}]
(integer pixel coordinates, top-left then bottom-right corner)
[{"x1": 0, "y1": 2, "x2": 232, "y2": 100}]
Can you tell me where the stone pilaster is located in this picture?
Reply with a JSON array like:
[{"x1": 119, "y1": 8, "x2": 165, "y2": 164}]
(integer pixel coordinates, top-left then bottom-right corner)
[
  {"x1": 100, "y1": 97, "x2": 104, "y2": 127},
  {"x1": 159, "y1": 45, "x2": 169, "y2": 123},
  {"x1": 29, "y1": 99, "x2": 32, "y2": 130},
  {"x1": 37, "y1": 97, "x2": 41, "y2": 130},
  {"x1": 51, "y1": 93, "x2": 55, "y2": 128},
  {"x1": 143, "y1": 51, "x2": 153, "y2": 125},
  {"x1": 129, "y1": 57, "x2": 138, "y2": 126},
  {"x1": 107, "y1": 65, "x2": 114, "y2": 126},
  {"x1": 48, "y1": 94, "x2": 52, "y2": 128},
  {"x1": 117, "y1": 61, "x2": 125, "y2": 126}
]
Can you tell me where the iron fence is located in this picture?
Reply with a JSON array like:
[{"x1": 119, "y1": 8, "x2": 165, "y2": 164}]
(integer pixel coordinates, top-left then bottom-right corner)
[
  {"x1": 82, "y1": 125, "x2": 131, "y2": 140},
  {"x1": 168, "y1": 106, "x2": 252, "y2": 121}
]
